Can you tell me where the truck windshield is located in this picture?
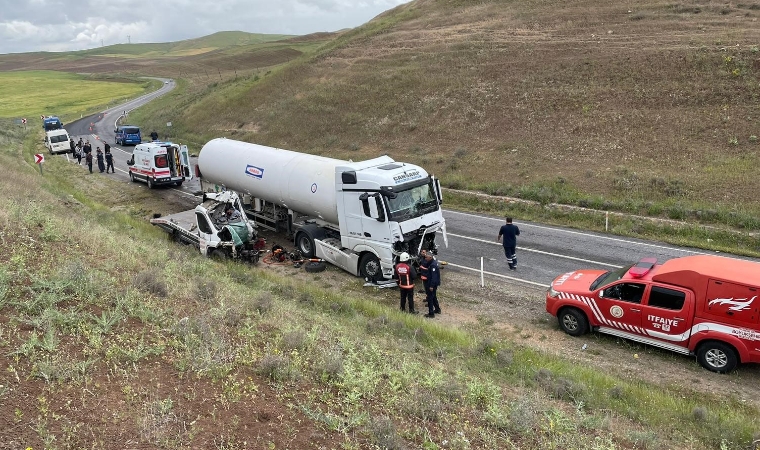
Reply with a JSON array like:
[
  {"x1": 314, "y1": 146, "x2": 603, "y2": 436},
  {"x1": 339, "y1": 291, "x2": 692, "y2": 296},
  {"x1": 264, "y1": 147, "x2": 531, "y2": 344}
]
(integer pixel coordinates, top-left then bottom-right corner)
[
  {"x1": 589, "y1": 265, "x2": 633, "y2": 291},
  {"x1": 386, "y1": 179, "x2": 439, "y2": 222}
]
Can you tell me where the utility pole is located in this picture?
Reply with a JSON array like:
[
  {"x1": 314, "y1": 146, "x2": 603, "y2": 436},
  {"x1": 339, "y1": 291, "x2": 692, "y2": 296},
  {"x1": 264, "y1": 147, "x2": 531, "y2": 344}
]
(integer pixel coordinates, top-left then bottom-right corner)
[{"x1": 127, "y1": 35, "x2": 131, "y2": 44}]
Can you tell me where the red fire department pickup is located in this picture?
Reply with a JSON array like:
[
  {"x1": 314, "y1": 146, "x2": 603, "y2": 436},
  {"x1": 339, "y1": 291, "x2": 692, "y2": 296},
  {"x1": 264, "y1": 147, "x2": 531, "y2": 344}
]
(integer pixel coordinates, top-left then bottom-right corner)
[{"x1": 546, "y1": 255, "x2": 760, "y2": 373}]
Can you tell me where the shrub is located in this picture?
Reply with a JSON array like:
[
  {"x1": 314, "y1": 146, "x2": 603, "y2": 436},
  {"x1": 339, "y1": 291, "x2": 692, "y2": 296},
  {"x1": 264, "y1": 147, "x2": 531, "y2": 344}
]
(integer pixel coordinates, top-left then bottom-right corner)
[
  {"x1": 133, "y1": 270, "x2": 168, "y2": 297},
  {"x1": 257, "y1": 354, "x2": 291, "y2": 382}
]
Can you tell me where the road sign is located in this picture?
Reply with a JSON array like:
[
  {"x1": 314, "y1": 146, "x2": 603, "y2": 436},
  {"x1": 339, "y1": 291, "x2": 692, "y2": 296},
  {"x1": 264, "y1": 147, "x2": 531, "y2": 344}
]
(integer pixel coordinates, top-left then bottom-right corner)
[
  {"x1": 22, "y1": 118, "x2": 27, "y2": 124},
  {"x1": 35, "y1": 154, "x2": 45, "y2": 164},
  {"x1": 40, "y1": 115, "x2": 45, "y2": 120}
]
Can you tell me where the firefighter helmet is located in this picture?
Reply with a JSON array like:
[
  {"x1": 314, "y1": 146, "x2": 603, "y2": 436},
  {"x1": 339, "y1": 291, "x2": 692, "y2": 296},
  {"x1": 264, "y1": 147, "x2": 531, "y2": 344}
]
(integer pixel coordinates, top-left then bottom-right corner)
[{"x1": 399, "y1": 252, "x2": 410, "y2": 262}]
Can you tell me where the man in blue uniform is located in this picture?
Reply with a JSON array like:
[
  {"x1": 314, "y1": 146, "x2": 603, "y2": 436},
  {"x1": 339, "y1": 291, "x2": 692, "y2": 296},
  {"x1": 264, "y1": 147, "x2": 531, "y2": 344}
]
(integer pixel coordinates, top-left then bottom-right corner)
[
  {"x1": 423, "y1": 252, "x2": 441, "y2": 318},
  {"x1": 497, "y1": 217, "x2": 521, "y2": 270}
]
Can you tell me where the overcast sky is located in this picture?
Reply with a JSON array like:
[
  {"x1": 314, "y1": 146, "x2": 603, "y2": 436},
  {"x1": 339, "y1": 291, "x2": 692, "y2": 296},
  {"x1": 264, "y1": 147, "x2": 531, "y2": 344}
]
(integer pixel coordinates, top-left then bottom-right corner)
[{"x1": 0, "y1": 0, "x2": 411, "y2": 55}]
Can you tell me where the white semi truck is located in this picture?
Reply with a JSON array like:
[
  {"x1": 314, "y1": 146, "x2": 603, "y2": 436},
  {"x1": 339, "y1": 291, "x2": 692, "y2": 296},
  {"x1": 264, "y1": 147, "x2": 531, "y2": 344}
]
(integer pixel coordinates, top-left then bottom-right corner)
[{"x1": 196, "y1": 138, "x2": 447, "y2": 281}]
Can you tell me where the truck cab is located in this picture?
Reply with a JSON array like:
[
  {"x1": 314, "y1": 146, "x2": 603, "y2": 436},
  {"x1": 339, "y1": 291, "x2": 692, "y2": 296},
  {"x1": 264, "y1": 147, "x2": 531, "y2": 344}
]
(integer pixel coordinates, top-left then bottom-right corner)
[
  {"x1": 546, "y1": 255, "x2": 760, "y2": 373},
  {"x1": 127, "y1": 141, "x2": 192, "y2": 189}
]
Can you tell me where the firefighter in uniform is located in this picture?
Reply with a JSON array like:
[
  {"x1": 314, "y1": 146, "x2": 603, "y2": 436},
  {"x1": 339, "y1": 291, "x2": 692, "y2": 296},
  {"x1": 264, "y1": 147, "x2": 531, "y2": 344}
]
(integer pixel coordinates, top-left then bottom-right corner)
[{"x1": 394, "y1": 252, "x2": 418, "y2": 314}]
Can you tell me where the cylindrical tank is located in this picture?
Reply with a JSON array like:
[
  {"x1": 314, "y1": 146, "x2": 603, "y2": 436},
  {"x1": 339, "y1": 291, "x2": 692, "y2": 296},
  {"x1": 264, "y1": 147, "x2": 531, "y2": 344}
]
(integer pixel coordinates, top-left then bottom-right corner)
[{"x1": 198, "y1": 138, "x2": 343, "y2": 224}]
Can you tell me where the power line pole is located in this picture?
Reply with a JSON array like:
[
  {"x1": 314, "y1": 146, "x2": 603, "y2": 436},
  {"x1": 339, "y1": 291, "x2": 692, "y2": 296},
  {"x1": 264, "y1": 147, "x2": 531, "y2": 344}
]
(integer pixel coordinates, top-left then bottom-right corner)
[{"x1": 127, "y1": 35, "x2": 131, "y2": 44}]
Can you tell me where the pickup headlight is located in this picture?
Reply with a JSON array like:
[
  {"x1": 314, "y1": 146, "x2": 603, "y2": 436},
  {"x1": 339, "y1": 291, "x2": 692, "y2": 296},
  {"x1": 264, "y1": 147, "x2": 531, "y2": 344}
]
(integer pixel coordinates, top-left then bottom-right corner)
[{"x1": 547, "y1": 287, "x2": 560, "y2": 298}]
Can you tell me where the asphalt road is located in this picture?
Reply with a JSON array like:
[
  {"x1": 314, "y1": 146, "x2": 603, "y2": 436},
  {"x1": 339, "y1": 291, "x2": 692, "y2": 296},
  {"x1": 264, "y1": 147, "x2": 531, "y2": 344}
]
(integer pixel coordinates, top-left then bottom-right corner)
[
  {"x1": 65, "y1": 77, "x2": 201, "y2": 206},
  {"x1": 57, "y1": 80, "x2": 754, "y2": 288}
]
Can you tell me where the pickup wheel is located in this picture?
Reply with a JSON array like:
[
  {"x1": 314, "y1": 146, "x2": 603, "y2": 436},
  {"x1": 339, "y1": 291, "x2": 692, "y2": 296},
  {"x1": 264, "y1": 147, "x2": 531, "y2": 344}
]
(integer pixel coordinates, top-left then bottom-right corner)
[
  {"x1": 359, "y1": 253, "x2": 381, "y2": 282},
  {"x1": 296, "y1": 232, "x2": 315, "y2": 258},
  {"x1": 147, "y1": 177, "x2": 154, "y2": 189},
  {"x1": 209, "y1": 249, "x2": 228, "y2": 261},
  {"x1": 557, "y1": 308, "x2": 589, "y2": 337},
  {"x1": 696, "y1": 341, "x2": 738, "y2": 373},
  {"x1": 174, "y1": 180, "x2": 183, "y2": 187}
]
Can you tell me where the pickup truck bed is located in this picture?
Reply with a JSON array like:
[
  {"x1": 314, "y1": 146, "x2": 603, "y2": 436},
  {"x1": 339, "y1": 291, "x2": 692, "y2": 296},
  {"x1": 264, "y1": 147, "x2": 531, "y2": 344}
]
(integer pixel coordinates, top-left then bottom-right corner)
[{"x1": 150, "y1": 209, "x2": 201, "y2": 246}]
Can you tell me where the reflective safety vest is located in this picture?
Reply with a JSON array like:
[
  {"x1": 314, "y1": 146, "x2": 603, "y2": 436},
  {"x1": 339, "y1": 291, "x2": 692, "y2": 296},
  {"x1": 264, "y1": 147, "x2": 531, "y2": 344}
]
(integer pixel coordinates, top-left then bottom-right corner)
[{"x1": 395, "y1": 263, "x2": 414, "y2": 289}]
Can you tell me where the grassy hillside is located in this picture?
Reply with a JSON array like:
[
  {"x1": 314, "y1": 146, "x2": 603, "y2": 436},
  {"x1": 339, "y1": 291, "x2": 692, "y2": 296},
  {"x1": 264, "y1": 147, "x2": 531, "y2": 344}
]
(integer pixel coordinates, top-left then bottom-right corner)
[
  {"x1": 126, "y1": 0, "x2": 760, "y2": 244},
  {"x1": 1, "y1": 118, "x2": 759, "y2": 449}
]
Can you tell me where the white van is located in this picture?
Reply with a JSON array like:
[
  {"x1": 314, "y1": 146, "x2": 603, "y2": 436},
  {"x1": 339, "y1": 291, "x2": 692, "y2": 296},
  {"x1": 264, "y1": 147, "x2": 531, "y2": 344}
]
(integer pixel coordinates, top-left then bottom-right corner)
[
  {"x1": 127, "y1": 141, "x2": 192, "y2": 189},
  {"x1": 45, "y1": 129, "x2": 70, "y2": 155}
]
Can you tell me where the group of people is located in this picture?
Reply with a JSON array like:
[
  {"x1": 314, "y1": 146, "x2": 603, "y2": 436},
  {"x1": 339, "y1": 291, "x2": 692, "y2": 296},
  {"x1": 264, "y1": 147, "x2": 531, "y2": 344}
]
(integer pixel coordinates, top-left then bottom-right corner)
[
  {"x1": 392, "y1": 216, "x2": 521, "y2": 319},
  {"x1": 393, "y1": 249, "x2": 441, "y2": 318},
  {"x1": 70, "y1": 137, "x2": 115, "y2": 174}
]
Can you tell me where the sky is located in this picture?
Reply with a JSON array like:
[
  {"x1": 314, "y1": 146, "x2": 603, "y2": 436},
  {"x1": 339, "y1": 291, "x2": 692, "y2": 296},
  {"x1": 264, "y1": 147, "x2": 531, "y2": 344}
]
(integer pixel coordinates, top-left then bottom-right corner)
[{"x1": 0, "y1": 0, "x2": 412, "y2": 55}]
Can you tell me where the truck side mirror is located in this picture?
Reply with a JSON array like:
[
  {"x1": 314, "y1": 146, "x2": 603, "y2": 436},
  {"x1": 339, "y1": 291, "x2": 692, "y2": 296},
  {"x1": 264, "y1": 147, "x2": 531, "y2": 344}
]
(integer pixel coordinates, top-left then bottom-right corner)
[
  {"x1": 126, "y1": 157, "x2": 134, "y2": 166},
  {"x1": 374, "y1": 195, "x2": 386, "y2": 222}
]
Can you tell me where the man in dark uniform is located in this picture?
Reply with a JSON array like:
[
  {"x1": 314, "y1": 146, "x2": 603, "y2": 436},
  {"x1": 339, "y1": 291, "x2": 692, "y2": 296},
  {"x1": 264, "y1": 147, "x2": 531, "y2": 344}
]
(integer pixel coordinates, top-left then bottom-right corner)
[
  {"x1": 423, "y1": 252, "x2": 441, "y2": 318},
  {"x1": 418, "y1": 249, "x2": 429, "y2": 296},
  {"x1": 394, "y1": 252, "x2": 418, "y2": 314},
  {"x1": 497, "y1": 217, "x2": 521, "y2": 270}
]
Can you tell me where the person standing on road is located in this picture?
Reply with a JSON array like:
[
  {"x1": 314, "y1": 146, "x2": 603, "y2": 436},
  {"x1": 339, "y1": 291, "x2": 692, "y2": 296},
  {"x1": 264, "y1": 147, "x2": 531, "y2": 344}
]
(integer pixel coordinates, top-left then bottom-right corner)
[
  {"x1": 497, "y1": 217, "x2": 521, "y2": 271},
  {"x1": 85, "y1": 151, "x2": 93, "y2": 173},
  {"x1": 104, "y1": 147, "x2": 115, "y2": 173},
  {"x1": 150, "y1": 130, "x2": 159, "y2": 141},
  {"x1": 83, "y1": 140, "x2": 91, "y2": 155},
  {"x1": 96, "y1": 147, "x2": 105, "y2": 173},
  {"x1": 394, "y1": 252, "x2": 418, "y2": 314},
  {"x1": 69, "y1": 137, "x2": 75, "y2": 155},
  {"x1": 74, "y1": 142, "x2": 83, "y2": 164},
  {"x1": 423, "y1": 252, "x2": 441, "y2": 318}
]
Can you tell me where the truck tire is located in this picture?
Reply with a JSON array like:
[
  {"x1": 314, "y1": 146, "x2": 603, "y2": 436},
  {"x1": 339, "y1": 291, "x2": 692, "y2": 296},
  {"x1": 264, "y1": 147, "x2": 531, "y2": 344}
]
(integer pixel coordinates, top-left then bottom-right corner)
[
  {"x1": 696, "y1": 341, "x2": 738, "y2": 373},
  {"x1": 557, "y1": 307, "x2": 588, "y2": 337},
  {"x1": 147, "y1": 177, "x2": 154, "y2": 189},
  {"x1": 296, "y1": 232, "x2": 315, "y2": 258},
  {"x1": 175, "y1": 180, "x2": 183, "y2": 187},
  {"x1": 304, "y1": 261, "x2": 327, "y2": 273},
  {"x1": 359, "y1": 253, "x2": 381, "y2": 282}
]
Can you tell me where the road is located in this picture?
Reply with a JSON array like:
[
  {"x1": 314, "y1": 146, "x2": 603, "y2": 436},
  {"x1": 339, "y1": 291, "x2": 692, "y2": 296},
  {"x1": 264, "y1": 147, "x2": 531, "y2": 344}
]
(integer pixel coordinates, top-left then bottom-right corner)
[{"x1": 58, "y1": 80, "x2": 754, "y2": 288}]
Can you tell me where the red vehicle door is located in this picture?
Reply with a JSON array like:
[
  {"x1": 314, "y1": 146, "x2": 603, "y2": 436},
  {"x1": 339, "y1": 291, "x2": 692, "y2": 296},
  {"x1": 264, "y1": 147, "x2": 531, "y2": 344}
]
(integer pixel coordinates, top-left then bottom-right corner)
[
  {"x1": 593, "y1": 282, "x2": 647, "y2": 333},
  {"x1": 639, "y1": 284, "x2": 694, "y2": 347}
]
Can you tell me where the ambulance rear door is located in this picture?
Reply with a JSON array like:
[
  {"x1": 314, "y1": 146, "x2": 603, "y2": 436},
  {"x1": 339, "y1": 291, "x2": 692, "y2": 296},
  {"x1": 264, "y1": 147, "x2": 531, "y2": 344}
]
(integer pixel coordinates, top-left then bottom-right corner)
[{"x1": 179, "y1": 145, "x2": 193, "y2": 180}]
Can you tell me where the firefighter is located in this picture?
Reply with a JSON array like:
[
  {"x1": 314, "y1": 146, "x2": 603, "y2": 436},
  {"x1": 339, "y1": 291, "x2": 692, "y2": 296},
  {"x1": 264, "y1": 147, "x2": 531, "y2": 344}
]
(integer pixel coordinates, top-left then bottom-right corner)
[
  {"x1": 394, "y1": 252, "x2": 418, "y2": 314},
  {"x1": 424, "y1": 251, "x2": 441, "y2": 318}
]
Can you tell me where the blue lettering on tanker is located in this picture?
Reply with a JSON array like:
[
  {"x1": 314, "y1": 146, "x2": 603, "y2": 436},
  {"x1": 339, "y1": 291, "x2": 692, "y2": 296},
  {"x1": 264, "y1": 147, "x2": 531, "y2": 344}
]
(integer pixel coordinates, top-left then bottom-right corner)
[
  {"x1": 392, "y1": 170, "x2": 422, "y2": 184},
  {"x1": 245, "y1": 165, "x2": 264, "y2": 179}
]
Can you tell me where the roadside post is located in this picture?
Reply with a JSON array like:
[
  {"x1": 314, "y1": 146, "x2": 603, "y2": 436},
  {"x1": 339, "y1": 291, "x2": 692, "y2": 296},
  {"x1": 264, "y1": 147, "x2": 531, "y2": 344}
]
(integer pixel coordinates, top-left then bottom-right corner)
[
  {"x1": 21, "y1": 118, "x2": 27, "y2": 130},
  {"x1": 166, "y1": 121, "x2": 172, "y2": 141},
  {"x1": 34, "y1": 153, "x2": 45, "y2": 175},
  {"x1": 480, "y1": 256, "x2": 485, "y2": 287}
]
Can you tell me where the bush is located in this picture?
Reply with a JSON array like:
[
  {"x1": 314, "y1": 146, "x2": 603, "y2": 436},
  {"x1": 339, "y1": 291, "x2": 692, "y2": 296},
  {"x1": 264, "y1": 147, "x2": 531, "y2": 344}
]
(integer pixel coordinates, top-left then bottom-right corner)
[{"x1": 133, "y1": 270, "x2": 168, "y2": 297}]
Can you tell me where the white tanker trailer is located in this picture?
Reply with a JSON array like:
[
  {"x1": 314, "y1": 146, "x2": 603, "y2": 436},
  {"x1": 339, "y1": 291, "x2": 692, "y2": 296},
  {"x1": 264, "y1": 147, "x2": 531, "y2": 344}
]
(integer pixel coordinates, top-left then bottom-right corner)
[{"x1": 197, "y1": 138, "x2": 447, "y2": 281}]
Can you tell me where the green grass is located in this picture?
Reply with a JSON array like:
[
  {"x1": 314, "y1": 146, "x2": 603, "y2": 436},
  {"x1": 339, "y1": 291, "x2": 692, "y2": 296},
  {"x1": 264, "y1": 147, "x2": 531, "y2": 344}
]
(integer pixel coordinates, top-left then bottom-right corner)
[
  {"x1": 0, "y1": 118, "x2": 758, "y2": 448},
  {"x1": 0, "y1": 71, "x2": 151, "y2": 122}
]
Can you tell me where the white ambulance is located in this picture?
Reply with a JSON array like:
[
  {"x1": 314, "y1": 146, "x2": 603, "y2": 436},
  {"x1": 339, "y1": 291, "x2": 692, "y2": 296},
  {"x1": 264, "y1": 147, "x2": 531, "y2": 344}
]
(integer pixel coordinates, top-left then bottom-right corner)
[{"x1": 127, "y1": 141, "x2": 192, "y2": 189}]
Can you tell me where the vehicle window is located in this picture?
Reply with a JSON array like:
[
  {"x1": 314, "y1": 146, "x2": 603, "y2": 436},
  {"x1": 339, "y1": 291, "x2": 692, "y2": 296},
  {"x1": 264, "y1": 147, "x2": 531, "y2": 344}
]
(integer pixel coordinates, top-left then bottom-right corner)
[
  {"x1": 603, "y1": 283, "x2": 646, "y2": 304},
  {"x1": 125, "y1": 127, "x2": 140, "y2": 134},
  {"x1": 154, "y1": 155, "x2": 168, "y2": 168},
  {"x1": 647, "y1": 286, "x2": 685, "y2": 311},
  {"x1": 196, "y1": 212, "x2": 212, "y2": 234},
  {"x1": 590, "y1": 265, "x2": 630, "y2": 291}
]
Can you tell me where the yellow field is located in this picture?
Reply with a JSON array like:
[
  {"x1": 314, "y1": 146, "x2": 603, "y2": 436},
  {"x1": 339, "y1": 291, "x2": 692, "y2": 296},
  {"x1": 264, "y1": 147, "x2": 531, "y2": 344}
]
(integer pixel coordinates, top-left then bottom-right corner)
[{"x1": 0, "y1": 70, "x2": 148, "y2": 121}]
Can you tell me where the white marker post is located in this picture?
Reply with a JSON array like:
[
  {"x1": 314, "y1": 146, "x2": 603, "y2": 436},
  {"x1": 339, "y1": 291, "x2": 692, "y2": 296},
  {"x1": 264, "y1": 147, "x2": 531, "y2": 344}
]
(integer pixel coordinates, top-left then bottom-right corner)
[
  {"x1": 605, "y1": 211, "x2": 609, "y2": 231},
  {"x1": 480, "y1": 256, "x2": 485, "y2": 287}
]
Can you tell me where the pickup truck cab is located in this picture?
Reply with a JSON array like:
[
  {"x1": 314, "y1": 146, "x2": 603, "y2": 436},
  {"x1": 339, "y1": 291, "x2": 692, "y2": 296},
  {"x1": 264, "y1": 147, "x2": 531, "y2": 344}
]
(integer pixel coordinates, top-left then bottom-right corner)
[{"x1": 546, "y1": 255, "x2": 760, "y2": 373}]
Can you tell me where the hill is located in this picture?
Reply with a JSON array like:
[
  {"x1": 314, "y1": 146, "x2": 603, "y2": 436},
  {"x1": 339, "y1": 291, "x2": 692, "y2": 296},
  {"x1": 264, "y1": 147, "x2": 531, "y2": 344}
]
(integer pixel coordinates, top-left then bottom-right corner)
[{"x1": 127, "y1": 0, "x2": 760, "y2": 236}]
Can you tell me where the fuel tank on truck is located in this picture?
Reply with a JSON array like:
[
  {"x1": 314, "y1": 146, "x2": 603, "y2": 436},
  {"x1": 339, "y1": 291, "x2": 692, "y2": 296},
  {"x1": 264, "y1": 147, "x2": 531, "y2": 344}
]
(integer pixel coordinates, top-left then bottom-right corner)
[{"x1": 198, "y1": 138, "x2": 343, "y2": 224}]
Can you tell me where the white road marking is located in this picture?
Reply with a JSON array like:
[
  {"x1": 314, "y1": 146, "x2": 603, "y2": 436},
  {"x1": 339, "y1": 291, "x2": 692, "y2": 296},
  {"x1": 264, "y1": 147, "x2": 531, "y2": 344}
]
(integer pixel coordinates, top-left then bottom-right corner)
[
  {"x1": 447, "y1": 232, "x2": 622, "y2": 268},
  {"x1": 444, "y1": 209, "x2": 705, "y2": 255},
  {"x1": 443, "y1": 262, "x2": 549, "y2": 288}
]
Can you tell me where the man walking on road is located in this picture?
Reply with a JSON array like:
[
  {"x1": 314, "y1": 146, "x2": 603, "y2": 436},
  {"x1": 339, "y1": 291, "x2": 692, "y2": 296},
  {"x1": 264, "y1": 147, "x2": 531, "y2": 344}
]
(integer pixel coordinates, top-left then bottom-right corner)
[{"x1": 497, "y1": 217, "x2": 520, "y2": 271}]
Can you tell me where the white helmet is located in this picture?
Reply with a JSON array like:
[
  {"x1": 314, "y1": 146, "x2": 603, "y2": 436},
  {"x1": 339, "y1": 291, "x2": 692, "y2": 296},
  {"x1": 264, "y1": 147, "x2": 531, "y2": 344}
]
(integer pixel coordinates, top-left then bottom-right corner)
[{"x1": 398, "y1": 252, "x2": 410, "y2": 262}]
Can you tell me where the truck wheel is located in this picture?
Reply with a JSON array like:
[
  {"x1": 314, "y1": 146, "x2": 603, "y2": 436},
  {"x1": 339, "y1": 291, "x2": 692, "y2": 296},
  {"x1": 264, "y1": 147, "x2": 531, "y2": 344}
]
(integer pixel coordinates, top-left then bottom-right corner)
[
  {"x1": 359, "y1": 253, "x2": 381, "y2": 282},
  {"x1": 175, "y1": 180, "x2": 183, "y2": 187},
  {"x1": 304, "y1": 261, "x2": 327, "y2": 273},
  {"x1": 296, "y1": 232, "x2": 315, "y2": 258},
  {"x1": 147, "y1": 177, "x2": 154, "y2": 189},
  {"x1": 557, "y1": 308, "x2": 588, "y2": 337},
  {"x1": 696, "y1": 341, "x2": 738, "y2": 373}
]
